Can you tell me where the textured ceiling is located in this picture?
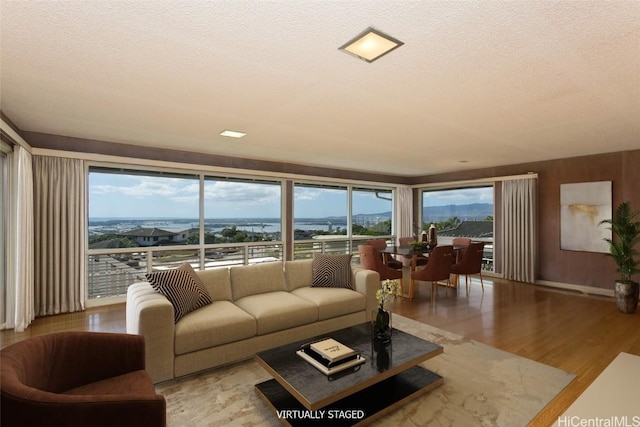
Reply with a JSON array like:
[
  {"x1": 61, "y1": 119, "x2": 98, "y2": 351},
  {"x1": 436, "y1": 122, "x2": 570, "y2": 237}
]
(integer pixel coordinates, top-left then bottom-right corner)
[{"x1": 1, "y1": 1, "x2": 639, "y2": 176}]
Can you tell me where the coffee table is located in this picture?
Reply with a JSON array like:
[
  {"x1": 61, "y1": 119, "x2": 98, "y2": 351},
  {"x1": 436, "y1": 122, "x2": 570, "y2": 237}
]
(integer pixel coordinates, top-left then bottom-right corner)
[{"x1": 255, "y1": 323, "x2": 443, "y2": 426}]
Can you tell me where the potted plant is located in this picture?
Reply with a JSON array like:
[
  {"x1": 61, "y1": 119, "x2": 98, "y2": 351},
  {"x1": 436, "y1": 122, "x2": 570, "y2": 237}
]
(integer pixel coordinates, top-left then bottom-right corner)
[{"x1": 599, "y1": 201, "x2": 640, "y2": 314}]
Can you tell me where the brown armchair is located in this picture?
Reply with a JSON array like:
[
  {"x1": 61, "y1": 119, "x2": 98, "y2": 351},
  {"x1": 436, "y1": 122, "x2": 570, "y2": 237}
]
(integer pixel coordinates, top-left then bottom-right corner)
[
  {"x1": 1, "y1": 331, "x2": 166, "y2": 427},
  {"x1": 410, "y1": 245, "x2": 454, "y2": 301}
]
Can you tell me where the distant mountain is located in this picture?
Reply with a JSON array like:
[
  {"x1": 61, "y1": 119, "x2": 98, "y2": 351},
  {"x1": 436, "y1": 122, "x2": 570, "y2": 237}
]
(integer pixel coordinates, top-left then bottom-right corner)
[{"x1": 423, "y1": 203, "x2": 493, "y2": 222}]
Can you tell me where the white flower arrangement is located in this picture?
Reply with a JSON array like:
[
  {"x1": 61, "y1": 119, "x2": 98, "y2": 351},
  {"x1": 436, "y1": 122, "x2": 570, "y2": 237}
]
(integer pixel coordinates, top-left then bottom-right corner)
[{"x1": 375, "y1": 279, "x2": 402, "y2": 309}]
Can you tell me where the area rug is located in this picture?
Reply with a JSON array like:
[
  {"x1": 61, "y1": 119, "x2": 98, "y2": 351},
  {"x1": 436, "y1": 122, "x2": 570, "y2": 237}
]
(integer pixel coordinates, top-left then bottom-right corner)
[{"x1": 156, "y1": 315, "x2": 575, "y2": 426}]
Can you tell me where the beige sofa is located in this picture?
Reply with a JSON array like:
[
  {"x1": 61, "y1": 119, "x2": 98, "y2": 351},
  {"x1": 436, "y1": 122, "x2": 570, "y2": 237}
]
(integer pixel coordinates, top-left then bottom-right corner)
[{"x1": 126, "y1": 259, "x2": 379, "y2": 383}]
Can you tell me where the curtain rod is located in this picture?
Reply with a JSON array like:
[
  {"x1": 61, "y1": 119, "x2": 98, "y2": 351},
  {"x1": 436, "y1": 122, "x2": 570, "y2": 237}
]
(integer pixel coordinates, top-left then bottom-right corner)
[{"x1": 415, "y1": 172, "x2": 538, "y2": 189}]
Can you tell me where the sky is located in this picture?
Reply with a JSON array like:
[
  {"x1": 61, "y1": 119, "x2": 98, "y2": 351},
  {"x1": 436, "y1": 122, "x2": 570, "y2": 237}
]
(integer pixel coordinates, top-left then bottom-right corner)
[
  {"x1": 423, "y1": 187, "x2": 494, "y2": 207},
  {"x1": 88, "y1": 172, "x2": 493, "y2": 219}
]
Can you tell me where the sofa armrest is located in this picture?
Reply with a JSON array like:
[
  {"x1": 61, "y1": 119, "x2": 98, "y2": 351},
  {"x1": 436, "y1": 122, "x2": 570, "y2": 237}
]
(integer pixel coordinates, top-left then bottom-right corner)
[
  {"x1": 126, "y1": 282, "x2": 175, "y2": 383},
  {"x1": 352, "y1": 267, "x2": 380, "y2": 321}
]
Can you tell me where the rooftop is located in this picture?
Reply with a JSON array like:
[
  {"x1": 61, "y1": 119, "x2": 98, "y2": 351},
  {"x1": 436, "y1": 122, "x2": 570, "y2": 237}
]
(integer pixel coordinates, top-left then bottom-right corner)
[{"x1": 439, "y1": 221, "x2": 493, "y2": 239}]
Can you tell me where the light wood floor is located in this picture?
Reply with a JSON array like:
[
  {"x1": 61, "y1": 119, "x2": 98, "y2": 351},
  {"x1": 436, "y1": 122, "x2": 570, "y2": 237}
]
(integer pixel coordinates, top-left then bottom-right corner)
[{"x1": 2, "y1": 276, "x2": 639, "y2": 426}]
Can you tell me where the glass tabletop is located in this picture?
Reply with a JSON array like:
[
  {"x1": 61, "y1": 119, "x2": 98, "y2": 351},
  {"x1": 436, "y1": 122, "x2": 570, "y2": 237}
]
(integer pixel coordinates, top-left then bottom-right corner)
[{"x1": 380, "y1": 244, "x2": 434, "y2": 256}]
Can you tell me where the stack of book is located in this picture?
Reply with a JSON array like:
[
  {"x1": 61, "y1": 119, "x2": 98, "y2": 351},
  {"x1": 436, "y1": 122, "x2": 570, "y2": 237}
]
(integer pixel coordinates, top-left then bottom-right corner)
[{"x1": 296, "y1": 338, "x2": 365, "y2": 376}]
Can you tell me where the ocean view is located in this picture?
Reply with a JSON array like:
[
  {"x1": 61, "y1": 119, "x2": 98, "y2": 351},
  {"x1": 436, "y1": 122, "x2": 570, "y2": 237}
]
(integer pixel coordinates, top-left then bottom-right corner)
[{"x1": 88, "y1": 218, "x2": 352, "y2": 236}]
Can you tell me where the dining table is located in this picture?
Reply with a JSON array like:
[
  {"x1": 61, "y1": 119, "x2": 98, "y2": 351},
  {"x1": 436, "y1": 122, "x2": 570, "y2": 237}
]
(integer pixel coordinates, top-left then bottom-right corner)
[
  {"x1": 380, "y1": 244, "x2": 434, "y2": 271},
  {"x1": 379, "y1": 243, "x2": 468, "y2": 298}
]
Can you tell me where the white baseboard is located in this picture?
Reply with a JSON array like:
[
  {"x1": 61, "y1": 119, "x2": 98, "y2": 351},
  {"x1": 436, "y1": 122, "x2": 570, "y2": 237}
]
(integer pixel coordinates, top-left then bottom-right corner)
[{"x1": 535, "y1": 280, "x2": 614, "y2": 298}]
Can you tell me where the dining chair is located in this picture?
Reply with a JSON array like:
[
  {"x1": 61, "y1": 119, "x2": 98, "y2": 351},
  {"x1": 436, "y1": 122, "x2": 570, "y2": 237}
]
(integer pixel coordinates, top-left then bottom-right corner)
[
  {"x1": 398, "y1": 237, "x2": 429, "y2": 268},
  {"x1": 451, "y1": 237, "x2": 472, "y2": 265},
  {"x1": 410, "y1": 245, "x2": 454, "y2": 301},
  {"x1": 452, "y1": 237, "x2": 471, "y2": 247},
  {"x1": 450, "y1": 242, "x2": 485, "y2": 291},
  {"x1": 366, "y1": 239, "x2": 403, "y2": 270},
  {"x1": 358, "y1": 245, "x2": 403, "y2": 282}
]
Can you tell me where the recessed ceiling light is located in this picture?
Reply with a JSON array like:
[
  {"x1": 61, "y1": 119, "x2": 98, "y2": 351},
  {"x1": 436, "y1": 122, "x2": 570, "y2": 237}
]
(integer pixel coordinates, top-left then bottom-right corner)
[
  {"x1": 219, "y1": 129, "x2": 247, "y2": 138},
  {"x1": 339, "y1": 27, "x2": 404, "y2": 63}
]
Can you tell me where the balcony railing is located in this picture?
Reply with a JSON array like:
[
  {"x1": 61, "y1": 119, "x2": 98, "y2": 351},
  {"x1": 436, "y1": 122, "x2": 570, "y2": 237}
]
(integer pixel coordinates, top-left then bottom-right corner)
[
  {"x1": 87, "y1": 242, "x2": 284, "y2": 300},
  {"x1": 87, "y1": 235, "x2": 403, "y2": 301}
]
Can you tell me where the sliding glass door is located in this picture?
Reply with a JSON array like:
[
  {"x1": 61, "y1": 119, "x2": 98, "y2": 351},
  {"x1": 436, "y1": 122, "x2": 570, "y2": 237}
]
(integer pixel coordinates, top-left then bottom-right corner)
[{"x1": 422, "y1": 186, "x2": 495, "y2": 272}]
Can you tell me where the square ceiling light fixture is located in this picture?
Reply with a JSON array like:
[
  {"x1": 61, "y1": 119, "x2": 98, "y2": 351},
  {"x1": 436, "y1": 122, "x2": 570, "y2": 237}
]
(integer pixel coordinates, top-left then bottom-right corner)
[
  {"x1": 339, "y1": 27, "x2": 404, "y2": 63},
  {"x1": 219, "y1": 129, "x2": 247, "y2": 138}
]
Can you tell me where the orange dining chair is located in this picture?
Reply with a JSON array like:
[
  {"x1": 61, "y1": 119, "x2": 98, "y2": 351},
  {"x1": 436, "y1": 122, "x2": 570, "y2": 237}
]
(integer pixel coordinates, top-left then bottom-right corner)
[
  {"x1": 398, "y1": 237, "x2": 429, "y2": 269},
  {"x1": 366, "y1": 239, "x2": 403, "y2": 270},
  {"x1": 358, "y1": 245, "x2": 403, "y2": 282},
  {"x1": 410, "y1": 245, "x2": 454, "y2": 301},
  {"x1": 450, "y1": 242, "x2": 485, "y2": 291},
  {"x1": 452, "y1": 237, "x2": 471, "y2": 247},
  {"x1": 451, "y1": 237, "x2": 472, "y2": 265}
]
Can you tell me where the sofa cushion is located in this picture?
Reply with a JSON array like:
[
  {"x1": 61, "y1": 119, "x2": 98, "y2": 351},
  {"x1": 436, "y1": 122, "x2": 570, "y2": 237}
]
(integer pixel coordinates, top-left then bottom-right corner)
[
  {"x1": 284, "y1": 259, "x2": 313, "y2": 291},
  {"x1": 234, "y1": 291, "x2": 317, "y2": 335},
  {"x1": 174, "y1": 301, "x2": 257, "y2": 355},
  {"x1": 311, "y1": 253, "x2": 353, "y2": 289},
  {"x1": 146, "y1": 263, "x2": 212, "y2": 322},
  {"x1": 230, "y1": 262, "x2": 286, "y2": 300},
  {"x1": 64, "y1": 370, "x2": 156, "y2": 396},
  {"x1": 292, "y1": 287, "x2": 367, "y2": 320},
  {"x1": 196, "y1": 268, "x2": 232, "y2": 301}
]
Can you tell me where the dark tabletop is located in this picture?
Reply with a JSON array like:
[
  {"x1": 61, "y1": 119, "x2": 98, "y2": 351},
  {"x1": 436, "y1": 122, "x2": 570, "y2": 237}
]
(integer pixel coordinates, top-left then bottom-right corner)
[{"x1": 255, "y1": 322, "x2": 443, "y2": 410}]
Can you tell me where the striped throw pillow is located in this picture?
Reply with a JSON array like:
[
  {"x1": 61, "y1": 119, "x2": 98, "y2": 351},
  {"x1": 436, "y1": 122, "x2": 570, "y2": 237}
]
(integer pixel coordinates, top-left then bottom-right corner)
[
  {"x1": 146, "y1": 263, "x2": 213, "y2": 323},
  {"x1": 311, "y1": 253, "x2": 353, "y2": 289}
]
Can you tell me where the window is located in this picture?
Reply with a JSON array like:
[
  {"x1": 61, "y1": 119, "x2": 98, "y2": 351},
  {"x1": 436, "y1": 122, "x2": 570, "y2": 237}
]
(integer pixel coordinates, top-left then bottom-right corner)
[
  {"x1": 292, "y1": 183, "x2": 394, "y2": 259},
  {"x1": 422, "y1": 186, "x2": 494, "y2": 271},
  {"x1": 203, "y1": 177, "x2": 282, "y2": 264},
  {"x1": 87, "y1": 168, "x2": 200, "y2": 300},
  {"x1": 293, "y1": 184, "x2": 348, "y2": 240},
  {"x1": 86, "y1": 167, "x2": 394, "y2": 300},
  {"x1": 352, "y1": 187, "x2": 393, "y2": 236},
  {"x1": 87, "y1": 167, "x2": 285, "y2": 300},
  {"x1": 203, "y1": 177, "x2": 282, "y2": 243},
  {"x1": 88, "y1": 168, "x2": 200, "y2": 249}
]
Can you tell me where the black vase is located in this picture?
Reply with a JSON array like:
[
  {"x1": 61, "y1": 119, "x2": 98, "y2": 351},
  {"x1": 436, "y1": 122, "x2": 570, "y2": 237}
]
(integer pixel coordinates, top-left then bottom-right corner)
[
  {"x1": 375, "y1": 345, "x2": 390, "y2": 372},
  {"x1": 373, "y1": 307, "x2": 391, "y2": 343}
]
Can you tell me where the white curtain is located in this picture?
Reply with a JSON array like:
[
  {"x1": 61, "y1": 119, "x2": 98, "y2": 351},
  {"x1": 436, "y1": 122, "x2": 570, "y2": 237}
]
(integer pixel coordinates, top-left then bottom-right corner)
[
  {"x1": 5, "y1": 145, "x2": 35, "y2": 332},
  {"x1": 502, "y1": 178, "x2": 536, "y2": 283},
  {"x1": 33, "y1": 156, "x2": 86, "y2": 315},
  {"x1": 396, "y1": 186, "x2": 413, "y2": 243}
]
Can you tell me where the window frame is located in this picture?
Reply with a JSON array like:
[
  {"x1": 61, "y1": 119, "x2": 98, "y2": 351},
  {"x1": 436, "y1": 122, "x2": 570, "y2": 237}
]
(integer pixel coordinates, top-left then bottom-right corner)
[
  {"x1": 86, "y1": 163, "x2": 287, "y2": 305},
  {"x1": 420, "y1": 183, "x2": 495, "y2": 274}
]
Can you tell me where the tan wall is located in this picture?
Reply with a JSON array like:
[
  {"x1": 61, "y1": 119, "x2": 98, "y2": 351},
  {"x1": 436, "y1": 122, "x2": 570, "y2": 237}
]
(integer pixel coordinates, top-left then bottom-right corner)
[{"x1": 415, "y1": 150, "x2": 640, "y2": 290}]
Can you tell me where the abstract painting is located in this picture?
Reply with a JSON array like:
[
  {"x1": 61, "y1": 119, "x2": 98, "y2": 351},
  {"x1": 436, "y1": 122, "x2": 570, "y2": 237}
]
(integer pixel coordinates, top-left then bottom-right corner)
[{"x1": 560, "y1": 181, "x2": 611, "y2": 253}]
